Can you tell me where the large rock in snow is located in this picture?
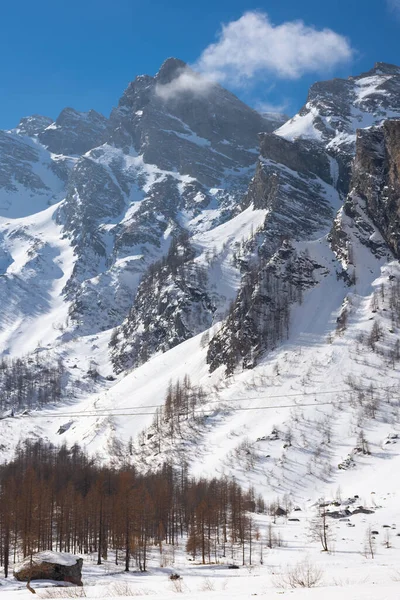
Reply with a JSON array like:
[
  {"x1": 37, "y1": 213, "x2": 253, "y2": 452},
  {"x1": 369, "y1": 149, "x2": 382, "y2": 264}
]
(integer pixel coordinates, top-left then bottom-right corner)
[{"x1": 13, "y1": 551, "x2": 83, "y2": 586}]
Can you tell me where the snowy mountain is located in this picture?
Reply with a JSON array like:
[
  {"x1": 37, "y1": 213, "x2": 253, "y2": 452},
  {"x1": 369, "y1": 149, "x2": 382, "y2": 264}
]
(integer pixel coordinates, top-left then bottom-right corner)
[
  {"x1": 0, "y1": 58, "x2": 282, "y2": 356},
  {"x1": 0, "y1": 60, "x2": 400, "y2": 528},
  {"x1": 2, "y1": 59, "x2": 400, "y2": 599},
  {"x1": 56, "y1": 58, "x2": 281, "y2": 334},
  {"x1": 277, "y1": 62, "x2": 400, "y2": 191}
]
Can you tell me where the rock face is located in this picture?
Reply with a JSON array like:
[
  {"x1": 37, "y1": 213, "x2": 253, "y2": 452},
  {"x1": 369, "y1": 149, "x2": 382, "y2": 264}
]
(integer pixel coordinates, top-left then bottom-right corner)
[
  {"x1": 330, "y1": 119, "x2": 400, "y2": 276},
  {"x1": 242, "y1": 133, "x2": 339, "y2": 260},
  {"x1": 14, "y1": 551, "x2": 83, "y2": 586},
  {"x1": 207, "y1": 243, "x2": 327, "y2": 374},
  {"x1": 349, "y1": 120, "x2": 400, "y2": 257},
  {"x1": 39, "y1": 107, "x2": 110, "y2": 155},
  {"x1": 111, "y1": 233, "x2": 215, "y2": 372}
]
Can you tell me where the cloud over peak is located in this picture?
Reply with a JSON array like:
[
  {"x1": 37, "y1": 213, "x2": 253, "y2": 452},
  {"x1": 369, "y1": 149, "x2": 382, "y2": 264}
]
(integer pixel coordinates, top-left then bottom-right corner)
[
  {"x1": 155, "y1": 67, "x2": 212, "y2": 101},
  {"x1": 155, "y1": 11, "x2": 353, "y2": 100},
  {"x1": 196, "y1": 11, "x2": 353, "y2": 84}
]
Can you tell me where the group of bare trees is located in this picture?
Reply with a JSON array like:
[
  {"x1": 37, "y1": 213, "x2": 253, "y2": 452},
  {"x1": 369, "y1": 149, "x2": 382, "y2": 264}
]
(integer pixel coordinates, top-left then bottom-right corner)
[
  {"x1": 0, "y1": 440, "x2": 258, "y2": 577},
  {"x1": 143, "y1": 377, "x2": 208, "y2": 453},
  {"x1": 0, "y1": 355, "x2": 65, "y2": 412}
]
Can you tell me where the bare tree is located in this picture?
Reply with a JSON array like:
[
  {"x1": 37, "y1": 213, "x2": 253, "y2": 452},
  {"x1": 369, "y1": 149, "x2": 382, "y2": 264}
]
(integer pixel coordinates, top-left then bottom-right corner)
[
  {"x1": 363, "y1": 526, "x2": 376, "y2": 558},
  {"x1": 275, "y1": 559, "x2": 323, "y2": 589},
  {"x1": 309, "y1": 502, "x2": 333, "y2": 552}
]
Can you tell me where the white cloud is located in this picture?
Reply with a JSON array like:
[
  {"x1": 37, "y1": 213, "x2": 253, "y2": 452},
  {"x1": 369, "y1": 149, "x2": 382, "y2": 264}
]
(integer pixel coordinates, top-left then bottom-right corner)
[
  {"x1": 196, "y1": 11, "x2": 353, "y2": 84},
  {"x1": 155, "y1": 69, "x2": 212, "y2": 101},
  {"x1": 387, "y1": 0, "x2": 400, "y2": 13},
  {"x1": 155, "y1": 11, "x2": 353, "y2": 100}
]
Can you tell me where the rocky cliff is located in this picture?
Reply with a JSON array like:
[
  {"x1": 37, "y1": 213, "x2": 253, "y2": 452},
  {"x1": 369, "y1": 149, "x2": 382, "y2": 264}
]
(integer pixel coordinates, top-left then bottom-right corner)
[{"x1": 350, "y1": 119, "x2": 400, "y2": 257}]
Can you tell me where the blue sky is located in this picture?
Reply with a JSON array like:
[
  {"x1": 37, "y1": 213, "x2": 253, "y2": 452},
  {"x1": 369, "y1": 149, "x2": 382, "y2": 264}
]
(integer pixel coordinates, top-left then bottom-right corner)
[{"x1": 0, "y1": 0, "x2": 399, "y2": 128}]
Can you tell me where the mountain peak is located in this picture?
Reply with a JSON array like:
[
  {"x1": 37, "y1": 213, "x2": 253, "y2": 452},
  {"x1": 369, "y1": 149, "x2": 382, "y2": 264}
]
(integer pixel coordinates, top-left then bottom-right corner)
[
  {"x1": 155, "y1": 57, "x2": 188, "y2": 85},
  {"x1": 372, "y1": 61, "x2": 400, "y2": 74},
  {"x1": 15, "y1": 114, "x2": 53, "y2": 137},
  {"x1": 55, "y1": 107, "x2": 108, "y2": 125},
  {"x1": 38, "y1": 106, "x2": 110, "y2": 155},
  {"x1": 353, "y1": 62, "x2": 400, "y2": 79}
]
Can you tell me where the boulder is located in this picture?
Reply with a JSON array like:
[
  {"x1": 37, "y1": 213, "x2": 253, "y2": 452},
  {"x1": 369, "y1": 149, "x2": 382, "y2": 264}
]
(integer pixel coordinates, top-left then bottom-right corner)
[{"x1": 14, "y1": 551, "x2": 83, "y2": 586}]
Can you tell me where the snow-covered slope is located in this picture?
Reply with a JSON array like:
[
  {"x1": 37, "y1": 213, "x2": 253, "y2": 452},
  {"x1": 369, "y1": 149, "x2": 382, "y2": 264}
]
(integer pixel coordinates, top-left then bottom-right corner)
[
  {"x1": 0, "y1": 61, "x2": 400, "y2": 521},
  {"x1": 1, "y1": 61, "x2": 400, "y2": 599},
  {"x1": 0, "y1": 202, "x2": 75, "y2": 356}
]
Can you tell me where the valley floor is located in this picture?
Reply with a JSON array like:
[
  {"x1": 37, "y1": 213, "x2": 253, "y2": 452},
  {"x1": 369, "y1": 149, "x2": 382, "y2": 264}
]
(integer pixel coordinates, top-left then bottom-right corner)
[{"x1": 2, "y1": 510, "x2": 400, "y2": 600}]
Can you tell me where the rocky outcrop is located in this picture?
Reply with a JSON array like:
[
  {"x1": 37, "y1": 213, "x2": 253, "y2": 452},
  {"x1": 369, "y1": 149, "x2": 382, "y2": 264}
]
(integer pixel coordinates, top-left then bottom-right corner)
[
  {"x1": 111, "y1": 233, "x2": 216, "y2": 372},
  {"x1": 39, "y1": 107, "x2": 110, "y2": 155},
  {"x1": 349, "y1": 120, "x2": 400, "y2": 257},
  {"x1": 15, "y1": 115, "x2": 54, "y2": 137},
  {"x1": 257, "y1": 134, "x2": 332, "y2": 181},
  {"x1": 240, "y1": 133, "x2": 339, "y2": 261},
  {"x1": 14, "y1": 551, "x2": 83, "y2": 586},
  {"x1": 207, "y1": 243, "x2": 328, "y2": 374},
  {"x1": 329, "y1": 122, "x2": 400, "y2": 283}
]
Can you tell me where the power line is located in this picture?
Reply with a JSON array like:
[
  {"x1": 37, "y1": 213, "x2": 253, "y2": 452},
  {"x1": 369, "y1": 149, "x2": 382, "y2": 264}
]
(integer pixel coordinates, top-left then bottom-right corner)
[
  {"x1": 27, "y1": 400, "x2": 349, "y2": 418},
  {"x1": 11, "y1": 384, "x2": 398, "y2": 420},
  {"x1": 15, "y1": 400, "x2": 339, "y2": 419},
  {"x1": 86, "y1": 385, "x2": 397, "y2": 412}
]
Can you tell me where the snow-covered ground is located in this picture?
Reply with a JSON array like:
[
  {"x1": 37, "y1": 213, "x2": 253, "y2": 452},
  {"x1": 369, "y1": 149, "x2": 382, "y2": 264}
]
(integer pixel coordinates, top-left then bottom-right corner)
[{"x1": 3, "y1": 490, "x2": 400, "y2": 599}]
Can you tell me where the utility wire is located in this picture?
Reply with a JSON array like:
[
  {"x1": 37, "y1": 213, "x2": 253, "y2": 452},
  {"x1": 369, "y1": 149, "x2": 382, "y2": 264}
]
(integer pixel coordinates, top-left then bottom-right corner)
[
  {"x1": 11, "y1": 383, "x2": 398, "y2": 420},
  {"x1": 81, "y1": 384, "x2": 399, "y2": 412}
]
